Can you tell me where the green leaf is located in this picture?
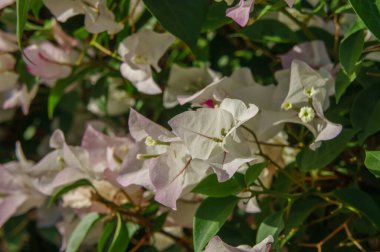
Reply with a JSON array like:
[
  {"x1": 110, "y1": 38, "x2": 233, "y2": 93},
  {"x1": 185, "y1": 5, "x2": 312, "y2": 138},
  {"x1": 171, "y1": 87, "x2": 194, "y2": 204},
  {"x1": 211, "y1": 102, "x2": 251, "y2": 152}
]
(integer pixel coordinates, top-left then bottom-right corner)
[
  {"x1": 66, "y1": 213, "x2": 102, "y2": 252},
  {"x1": 256, "y1": 1, "x2": 287, "y2": 20},
  {"x1": 192, "y1": 174, "x2": 243, "y2": 197},
  {"x1": 245, "y1": 162, "x2": 267, "y2": 186},
  {"x1": 332, "y1": 188, "x2": 380, "y2": 230},
  {"x1": 48, "y1": 80, "x2": 74, "y2": 118},
  {"x1": 143, "y1": 0, "x2": 207, "y2": 51},
  {"x1": 297, "y1": 129, "x2": 357, "y2": 171},
  {"x1": 98, "y1": 220, "x2": 116, "y2": 252},
  {"x1": 351, "y1": 84, "x2": 380, "y2": 143},
  {"x1": 348, "y1": 0, "x2": 380, "y2": 41},
  {"x1": 193, "y1": 196, "x2": 238, "y2": 252},
  {"x1": 335, "y1": 68, "x2": 358, "y2": 103},
  {"x1": 240, "y1": 19, "x2": 299, "y2": 44},
  {"x1": 16, "y1": 0, "x2": 31, "y2": 48},
  {"x1": 30, "y1": 0, "x2": 43, "y2": 17},
  {"x1": 152, "y1": 212, "x2": 169, "y2": 232},
  {"x1": 202, "y1": 2, "x2": 231, "y2": 31},
  {"x1": 107, "y1": 213, "x2": 130, "y2": 252},
  {"x1": 48, "y1": 179, "x2": 93, "y2": 207},
  {"x1": 365, "y1": 151, "x2": 380, "y2": 178},
  {"x1": 256, "y1": 211, "x2": 284, "y2": 244},
  {"x1": 339, "y1": 20, "x2": 365, "y2": 76}
]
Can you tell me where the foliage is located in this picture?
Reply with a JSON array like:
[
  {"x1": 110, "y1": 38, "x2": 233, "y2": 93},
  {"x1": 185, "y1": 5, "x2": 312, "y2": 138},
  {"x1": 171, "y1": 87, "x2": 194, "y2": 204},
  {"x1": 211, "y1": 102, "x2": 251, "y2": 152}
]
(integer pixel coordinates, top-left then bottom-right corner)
[{"x1": 0, "y1": 0, "x2": 380, "y2": 251}]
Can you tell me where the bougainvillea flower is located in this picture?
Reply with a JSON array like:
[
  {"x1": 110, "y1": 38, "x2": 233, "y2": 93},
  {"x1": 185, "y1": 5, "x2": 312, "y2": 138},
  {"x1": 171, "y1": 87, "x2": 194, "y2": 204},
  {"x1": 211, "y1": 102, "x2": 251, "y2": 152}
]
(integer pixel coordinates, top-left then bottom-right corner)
[
  {"x1": 163, "y1": 64, "x2": 220, "y2": 108},
  {"x1": 279, "y1": 41, "x2": 333, "y2": 70},
  {"x1": 205, "y1": 235, "x2": 274, "y2": 252},
  {"x1": 52, "y1": 20, "x2": 78, "y2": 50},
  {"x1": 281, "y1": 60, "x2": 334, "y2": 111},
  {"x1": 150, "y1": 142, "x2": 210, "y2": 209},
  {"x1": 3, "y1": 84, "x2": 38, "y2": 115},
  {"x1": 118, "y1": 30, "x2": 174, "y2": 95},
  {"x1": 178, "y1": 68, "x2": 257, "y2": 106},
  {"x1": 117, "y1": 109, "x2": 177, "y2": 189},
  {"x1": 169, "y1": 98, "x2": 259, "y2": 181},
  {"x1": 44, "y1": 0, "x2": 122, "y2": 34},
  {"x1": 30, "y1": 130, "x2": 91, "y2": 195},
  {"x1": 23, "y1": 42, "x2": 73, "y2": 81},
  {"x1": 0, "y1": 143, "x2": 46, "y2": 227},
  {"x1": 81, "y1": 122, "x2": 132, "y2": 172},
  {"x1": 229, "y1": 70, "x2": 292, "y2": 141},
  {"x1": 226, "y1": 0, "x2": 255, "y2": 27},
  {"x1": 276, "y1": 61, "x2": 341, "y2": 149}
]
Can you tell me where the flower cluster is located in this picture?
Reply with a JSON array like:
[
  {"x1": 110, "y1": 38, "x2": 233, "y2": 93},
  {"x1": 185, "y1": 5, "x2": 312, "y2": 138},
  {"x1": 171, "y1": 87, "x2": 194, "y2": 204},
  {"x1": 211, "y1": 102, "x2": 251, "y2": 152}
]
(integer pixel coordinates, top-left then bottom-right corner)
[{"x1": 1, "y1": 0, "x2": 378, "y2": 251}]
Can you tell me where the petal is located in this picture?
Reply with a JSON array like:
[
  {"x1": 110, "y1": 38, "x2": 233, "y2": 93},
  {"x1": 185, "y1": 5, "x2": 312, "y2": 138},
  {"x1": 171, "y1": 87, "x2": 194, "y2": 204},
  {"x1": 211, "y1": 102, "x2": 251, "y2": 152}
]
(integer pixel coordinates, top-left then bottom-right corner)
[
  {"x1": 83, "y1": 3, "x2": 122, "y2": 34},
  {"x1": 169, "y1": 108, "x2": 233, "y2": 160},
  {"x1": 226, "y1": 0, "x2": 255, "y2": 27},
  {"x1": 0, "y1": 194, "x2": 28, "y2": 227},
  {"x1": 151, "y1": 143, "x2": 208, "y2": 209},
  {"x1": 44, "y1": 0, "x2": 83, "y2": 22},
  {"x1": 279, "y1": 41, "x2": 331, "y2": 69}
]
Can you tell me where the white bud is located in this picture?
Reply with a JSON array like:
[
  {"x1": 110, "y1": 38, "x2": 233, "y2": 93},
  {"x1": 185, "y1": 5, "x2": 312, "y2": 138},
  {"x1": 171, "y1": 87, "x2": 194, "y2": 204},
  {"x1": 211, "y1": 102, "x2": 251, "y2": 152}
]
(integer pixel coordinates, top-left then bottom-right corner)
[{"x1": 136, "y1": 154, "x2": 145, "y2": 160}]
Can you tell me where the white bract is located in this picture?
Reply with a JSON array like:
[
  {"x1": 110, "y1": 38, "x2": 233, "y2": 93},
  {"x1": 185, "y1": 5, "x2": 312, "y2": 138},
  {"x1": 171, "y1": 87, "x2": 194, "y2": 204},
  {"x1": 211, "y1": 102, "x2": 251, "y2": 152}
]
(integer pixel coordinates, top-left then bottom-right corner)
[
  {"x1": 44, "y1": 0, "x2": 122, "y2": 34},
  {"x1": 150, "y1": 142, "x2": 210, "y2": 209},
  {"x1": 169, "y1": 98, "x2": 259, "y2": 181},
  {"x1": 278, "y1": 60, "x2": 341, "y2": 149},
  {"x1": 118, "y1": 30, "x2": 174, "y2": 95},
  {"x1": 0, "y1": 143, "x2": 46, "y2": 227},
  {"x1": 164, "y1": 64, "x2": 220, "y2": 108},
  {"x1": 204, "y1": 235, "x2": 274, "y2": 252}
]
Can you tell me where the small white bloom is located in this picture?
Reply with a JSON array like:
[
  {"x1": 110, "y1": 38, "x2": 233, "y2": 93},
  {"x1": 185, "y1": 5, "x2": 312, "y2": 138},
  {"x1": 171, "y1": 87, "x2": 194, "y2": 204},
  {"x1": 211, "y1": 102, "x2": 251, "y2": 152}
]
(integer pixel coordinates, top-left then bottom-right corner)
[
  {"x1": 298, "y1": 106, "x2": 315, "y2": 123},
  {"x1": 281, "y1": 100, "x2": 293, "y2": 110},
  {"x1": 118, "y1": 30, "x2": 174, "y2": 95},
  {"x1": 145, "y1": 136, "x2": 157, "y2": 146},
  {"x1": 303, "y1": 86, "x2": 317, "y2": 98}
]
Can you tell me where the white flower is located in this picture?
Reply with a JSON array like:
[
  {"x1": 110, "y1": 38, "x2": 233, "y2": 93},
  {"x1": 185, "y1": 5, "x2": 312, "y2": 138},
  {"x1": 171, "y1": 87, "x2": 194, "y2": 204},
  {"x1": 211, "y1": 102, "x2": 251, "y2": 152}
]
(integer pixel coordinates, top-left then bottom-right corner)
[
  {"x1": 303, "y1": 86, "x2": 317, "y2": 98},
  {"x1": 163, "y1": 64, "x2": 220, "y2": 108},
  {"x1": 169, "y1": 98, "x2": 259, "y2": 181},
  {"x1": 281, "y1": 100, "x2": 293, "y2": 110},
  {"x1": 298, "y1": 106, "x2": 315, "y2": 123},
  {"x1": 44, "y1": 0, "x2": 122, "y2": 34},
  {"x1": 118, "y1": 30, "x2": 175, "y2": 95}
]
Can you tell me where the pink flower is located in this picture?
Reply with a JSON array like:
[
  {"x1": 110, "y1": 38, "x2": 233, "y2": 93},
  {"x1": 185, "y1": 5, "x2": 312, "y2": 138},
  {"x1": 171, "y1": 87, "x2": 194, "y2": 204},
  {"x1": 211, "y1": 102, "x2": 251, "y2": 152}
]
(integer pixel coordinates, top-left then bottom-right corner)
[
  {"x1": 226, "y1": 0, "x2": 255, "y2": 27},
  {"x1": 23, "y1": 42, "x2": 72, "y2": 81}
]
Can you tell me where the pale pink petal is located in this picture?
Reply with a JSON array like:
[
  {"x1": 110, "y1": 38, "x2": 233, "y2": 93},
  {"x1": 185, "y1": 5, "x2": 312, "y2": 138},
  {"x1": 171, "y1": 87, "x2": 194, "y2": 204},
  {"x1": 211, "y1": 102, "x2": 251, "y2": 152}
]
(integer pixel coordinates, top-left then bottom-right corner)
[
  {"x1": 52, "y1": 20, "x2": 77, "y2": 50},
  {"x1": 279, "y1": 41, "x2": 332, "y2": 69},
  {"x1": 23, "y1": 43, "x2": 72, "y2": 80},
  {"x1": 3, "y1": 84, "x2": 38, "y2": 115},
  {"x1": 285, "y1": 0, "x2": 294, "y2": 7},
  {"x1": 226, "y1": 0, "x2": 255, "y2": 27},
  {"x1": 0, "y1": 194, "x2": 28, "y2": 227},
  {"x1": 150, "y1": 143, "x2": 209, "y2": 209},
  {"x1": 128, "y1": 108, "x2": 175, "y2": 142}
]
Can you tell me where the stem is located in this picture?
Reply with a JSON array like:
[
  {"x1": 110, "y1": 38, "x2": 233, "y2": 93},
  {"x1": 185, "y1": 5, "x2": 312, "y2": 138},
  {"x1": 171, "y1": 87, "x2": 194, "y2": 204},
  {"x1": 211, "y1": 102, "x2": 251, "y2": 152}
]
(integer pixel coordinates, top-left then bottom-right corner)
[{"x1": 90, "y1": 35, "x2": 123, "y2": 61}]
